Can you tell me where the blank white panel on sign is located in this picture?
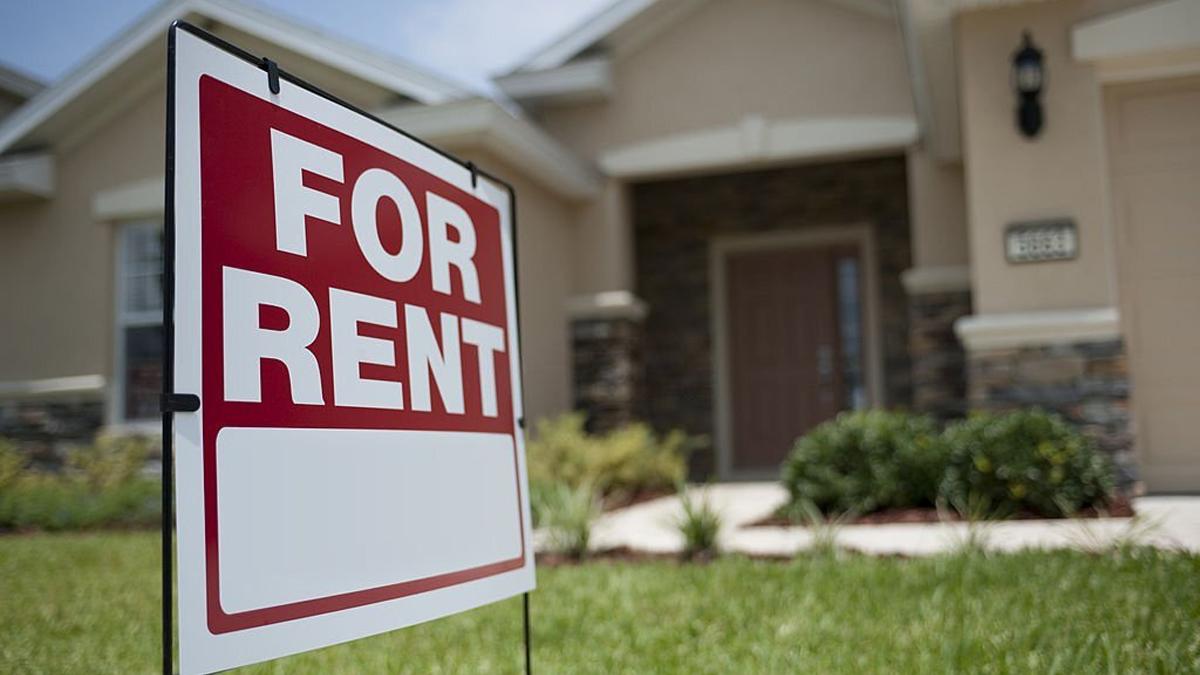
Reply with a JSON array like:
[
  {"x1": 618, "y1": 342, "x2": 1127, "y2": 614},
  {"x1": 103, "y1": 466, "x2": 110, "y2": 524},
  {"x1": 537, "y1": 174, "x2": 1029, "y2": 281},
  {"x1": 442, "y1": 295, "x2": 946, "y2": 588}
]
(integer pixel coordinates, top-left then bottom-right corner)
[{"x1": 216, "y1": 428, "x2": 522, "y2": 614}]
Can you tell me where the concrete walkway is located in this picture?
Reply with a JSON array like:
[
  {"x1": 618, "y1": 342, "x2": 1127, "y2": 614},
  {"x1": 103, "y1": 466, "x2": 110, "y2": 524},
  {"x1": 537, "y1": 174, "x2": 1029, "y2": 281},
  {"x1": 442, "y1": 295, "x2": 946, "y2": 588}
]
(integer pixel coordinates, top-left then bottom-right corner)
[{"x1": 572, "y1": 483, "x2": 1200, "y2": 557}]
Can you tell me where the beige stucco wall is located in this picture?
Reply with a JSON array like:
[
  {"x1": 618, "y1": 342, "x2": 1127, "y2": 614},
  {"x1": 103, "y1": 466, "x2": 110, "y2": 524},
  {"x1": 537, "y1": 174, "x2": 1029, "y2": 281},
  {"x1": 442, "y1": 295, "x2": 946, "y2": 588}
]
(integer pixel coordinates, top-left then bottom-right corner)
[
  {"x1": 540, "y1": 0, "x2": 914, "y2": 158},
  {"x1": 906, "y1": 147, "x2": 969, "y2": 269},
  {"x1": 0, "y1": 83, "x2": 166, "y2": 388},
  {"x1": 534, "y1": 0, "x2": 916, "y2": 294},
  {"x1": 956, "y1": 0, "x2": 1147, "y2": 314},
  {"x1": 570, "y1": 178, "x2": 633, "y2": 294}
]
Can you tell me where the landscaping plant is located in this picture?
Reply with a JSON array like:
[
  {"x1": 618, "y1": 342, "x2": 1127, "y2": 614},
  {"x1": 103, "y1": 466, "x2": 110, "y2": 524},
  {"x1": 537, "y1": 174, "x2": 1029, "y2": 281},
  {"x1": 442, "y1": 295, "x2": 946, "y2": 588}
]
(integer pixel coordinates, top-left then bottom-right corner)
[
  {"x1": 940, "y1": 409, "x2": 1114, "y2": 518},
  {"x1": 674, "y1": 484, "x2": 721, "y2": 559},
  {"x1": 790, "y1": 498, "x2": 854, "y2": 557},
  {"x1": 526, "y1": 412, "x2": 689, "y2": 500},
  {"x1": 535, "y1": 481, "x2": 600, "y2": 559},
  {"x1": 781, "y1": 410, "x2": 948, "y2": 515},
  {"x1": 0, "y1": 435, "x2": 160, "y2": 532}
]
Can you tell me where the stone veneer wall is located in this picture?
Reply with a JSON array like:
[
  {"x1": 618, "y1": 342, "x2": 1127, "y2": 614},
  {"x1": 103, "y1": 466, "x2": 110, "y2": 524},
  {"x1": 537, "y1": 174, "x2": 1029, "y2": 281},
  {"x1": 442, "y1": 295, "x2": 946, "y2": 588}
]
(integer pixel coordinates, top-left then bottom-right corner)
[
  {"x1": 0, "y1": 397, "x2": 105, "y2": 467},
  {"x1": 571, "y1": 316, "x2": 644, "y2": 433},
  {"x1": 909, "y1": 289, "x2": 972, "y2": 420},
  {"x1": 632, "y1": 156, "x2": 912, "y2": 476},
  {"x1": 966, "y1": 339, "x2": 1135, "y2": 484}
]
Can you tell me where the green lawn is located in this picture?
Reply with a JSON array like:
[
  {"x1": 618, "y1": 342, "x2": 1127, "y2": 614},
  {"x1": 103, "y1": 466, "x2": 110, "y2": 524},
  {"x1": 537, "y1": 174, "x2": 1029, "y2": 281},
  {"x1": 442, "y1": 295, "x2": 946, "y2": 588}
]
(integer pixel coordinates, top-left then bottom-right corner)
[{"x1": 1, "y1": 532, "x2": 1197, "y2": 673}]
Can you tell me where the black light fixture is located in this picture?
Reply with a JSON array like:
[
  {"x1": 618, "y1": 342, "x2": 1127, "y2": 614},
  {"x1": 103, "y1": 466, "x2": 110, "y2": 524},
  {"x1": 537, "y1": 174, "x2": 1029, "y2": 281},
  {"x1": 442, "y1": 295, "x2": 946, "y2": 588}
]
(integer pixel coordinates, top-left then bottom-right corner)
[{"x1": 1012, "y1": 30, "x2": 1045, "y2": 138}]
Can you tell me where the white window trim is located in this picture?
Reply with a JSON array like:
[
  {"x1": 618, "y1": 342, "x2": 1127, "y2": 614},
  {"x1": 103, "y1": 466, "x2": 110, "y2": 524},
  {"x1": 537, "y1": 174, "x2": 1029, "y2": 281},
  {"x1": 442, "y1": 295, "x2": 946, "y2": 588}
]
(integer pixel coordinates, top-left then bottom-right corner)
[{"x1": 109, "y1": 220, "x2": 164, "y2": 428}]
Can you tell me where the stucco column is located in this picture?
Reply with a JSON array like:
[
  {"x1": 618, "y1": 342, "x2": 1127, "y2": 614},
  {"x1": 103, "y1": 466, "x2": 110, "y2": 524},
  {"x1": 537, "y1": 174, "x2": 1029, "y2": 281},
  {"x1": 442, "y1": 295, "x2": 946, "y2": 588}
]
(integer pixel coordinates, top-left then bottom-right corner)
[
  {"x1": 904, "y1": 148, "x2": 972, "y2": 419},
  {"x1": 903, "y1": 267, "x2": 972, "y2": 419}
]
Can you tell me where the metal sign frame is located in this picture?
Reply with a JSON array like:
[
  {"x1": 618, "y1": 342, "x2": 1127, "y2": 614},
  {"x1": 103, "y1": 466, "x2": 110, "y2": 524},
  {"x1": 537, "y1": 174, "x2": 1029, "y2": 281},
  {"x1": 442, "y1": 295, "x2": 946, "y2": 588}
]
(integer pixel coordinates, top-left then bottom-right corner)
[{"x1": 162, "y1": 20, "x2": 534, "y2": 674}]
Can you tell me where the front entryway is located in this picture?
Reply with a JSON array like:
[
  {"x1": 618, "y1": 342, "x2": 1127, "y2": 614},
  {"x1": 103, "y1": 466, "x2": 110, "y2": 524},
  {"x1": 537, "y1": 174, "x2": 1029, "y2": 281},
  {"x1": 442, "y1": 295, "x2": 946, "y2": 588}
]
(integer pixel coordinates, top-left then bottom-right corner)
[
  {"x1": 713, "y1": 230, "x2": 875, "y2": 475},
  {"x1": 1106, "y1": 75, "x2": 1200, "y2": 491},
  {"x1": 631, "y1": 157, "x2": 910, "y2": 480}
]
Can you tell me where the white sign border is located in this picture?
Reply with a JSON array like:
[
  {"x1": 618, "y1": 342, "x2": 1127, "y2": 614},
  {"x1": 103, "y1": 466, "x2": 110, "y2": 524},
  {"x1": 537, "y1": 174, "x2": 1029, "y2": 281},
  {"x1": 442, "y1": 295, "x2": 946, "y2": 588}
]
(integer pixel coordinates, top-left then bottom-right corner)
[{"x1": 169, "y1": 23, "x2": 535, "y2": 675}]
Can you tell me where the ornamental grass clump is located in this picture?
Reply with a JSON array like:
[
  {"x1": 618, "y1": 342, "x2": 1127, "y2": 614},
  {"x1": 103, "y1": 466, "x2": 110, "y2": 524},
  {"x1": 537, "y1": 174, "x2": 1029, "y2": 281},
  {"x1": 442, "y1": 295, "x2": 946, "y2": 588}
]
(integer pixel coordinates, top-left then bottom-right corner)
[
  {"x1": 674, "y1": 484, "x2": 721, "y2": 560},
  {"x1": 940, "y1": 409, "x2": 1115, "y2": 518},
  {"x1": 534, "y1": 482, "x2": 600, "y2": 559}
]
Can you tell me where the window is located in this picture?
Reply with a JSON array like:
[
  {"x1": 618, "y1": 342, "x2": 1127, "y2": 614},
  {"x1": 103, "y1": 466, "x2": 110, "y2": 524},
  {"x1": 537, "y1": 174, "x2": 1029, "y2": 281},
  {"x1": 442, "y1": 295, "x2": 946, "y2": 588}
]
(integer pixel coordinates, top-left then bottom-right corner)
[
  {"x1": 836, "y1": 255, "x2": 867, "y2": 411},
  {"x1": 116, "y1": 222, "x2": 164, "y2": 422}
]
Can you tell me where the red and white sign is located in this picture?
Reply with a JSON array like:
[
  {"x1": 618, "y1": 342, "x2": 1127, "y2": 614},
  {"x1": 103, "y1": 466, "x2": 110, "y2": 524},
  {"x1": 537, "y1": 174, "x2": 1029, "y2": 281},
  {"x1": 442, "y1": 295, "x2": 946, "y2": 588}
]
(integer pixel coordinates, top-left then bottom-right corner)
[{"x1": 169, "y1": 25, "x2": 533, "y2": 674}]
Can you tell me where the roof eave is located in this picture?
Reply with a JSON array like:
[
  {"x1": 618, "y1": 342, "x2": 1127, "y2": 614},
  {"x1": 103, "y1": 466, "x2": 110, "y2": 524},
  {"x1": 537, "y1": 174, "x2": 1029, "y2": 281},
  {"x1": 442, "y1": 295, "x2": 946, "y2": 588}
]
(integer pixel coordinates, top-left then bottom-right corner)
[
  {"x1": 0, "y1": 0, "x2": 471, "y2": 155},
  {"x1": 378, "y1": 99, "x2": 601, "y2": 201}
]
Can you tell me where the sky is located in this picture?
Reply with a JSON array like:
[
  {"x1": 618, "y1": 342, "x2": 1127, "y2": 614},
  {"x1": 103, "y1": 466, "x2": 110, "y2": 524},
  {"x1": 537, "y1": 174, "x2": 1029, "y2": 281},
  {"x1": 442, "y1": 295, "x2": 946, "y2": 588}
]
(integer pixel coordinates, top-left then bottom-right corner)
[{"x1": 0, "y1": 0, "x2": 614, "y2": 93}]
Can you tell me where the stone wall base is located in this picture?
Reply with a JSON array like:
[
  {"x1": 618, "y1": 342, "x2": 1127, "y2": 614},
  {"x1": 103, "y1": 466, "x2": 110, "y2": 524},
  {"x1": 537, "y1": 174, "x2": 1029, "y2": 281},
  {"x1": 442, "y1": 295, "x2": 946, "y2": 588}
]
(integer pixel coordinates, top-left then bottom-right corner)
[
  {"x1": 966, "y1": 339, "x2": 1135, "y2": 484},
  {"x1": 909, "y1": 289, "x2": 971, "y2": 420},
  {"x1": 0, "y1": 397, "x2": 105, "y2": 468},
  {"x1": 571, "y1": 316, "x2": 644, "y2": 434}
]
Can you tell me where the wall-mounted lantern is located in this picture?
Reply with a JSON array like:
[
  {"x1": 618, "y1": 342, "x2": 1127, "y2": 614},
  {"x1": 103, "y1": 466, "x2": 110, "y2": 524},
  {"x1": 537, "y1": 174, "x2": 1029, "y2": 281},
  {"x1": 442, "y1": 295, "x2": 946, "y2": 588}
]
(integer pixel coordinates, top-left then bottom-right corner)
[{"x1": 1012, "y1": 31, "x2": 1045, "y2": 138}]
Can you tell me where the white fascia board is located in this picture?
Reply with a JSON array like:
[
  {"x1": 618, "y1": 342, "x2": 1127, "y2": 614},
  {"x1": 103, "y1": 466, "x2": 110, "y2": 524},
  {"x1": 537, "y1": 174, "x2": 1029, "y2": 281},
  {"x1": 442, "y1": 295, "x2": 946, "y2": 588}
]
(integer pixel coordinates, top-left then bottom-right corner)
[
  {"x1": 494, "y1": 58, "x2": 612, "y2": 104},
  {"x1": 0, "y1": 374, "x2": 106, "y2": 399},
  {"x1": 0, "y1": 0, "x2": 468, "y2": 155},
  {"x1": 378, "y1": 99, "x2": 600, "y2": 200},
  {"x1": 0, "y1": 152, "x2": 54, "y2": 201},
  {"x1": 517, "y1": 0, "x2": 659, "y2": 72},
  {"x1": 954, "y1": 308, "x2": 1121, "y2": 351},
  {"x1": 93, "y1": 176, "x2": 165, "y2": 221},
  {"x1": 599, "y1": 115, "x2": 918, "y2": 179},
  {"x1": 566, "y1": 291, "x2": 648, "y2": 321},
  {"x1": 1073, "y1": 0, "x2": 1200, "y2": 62}
]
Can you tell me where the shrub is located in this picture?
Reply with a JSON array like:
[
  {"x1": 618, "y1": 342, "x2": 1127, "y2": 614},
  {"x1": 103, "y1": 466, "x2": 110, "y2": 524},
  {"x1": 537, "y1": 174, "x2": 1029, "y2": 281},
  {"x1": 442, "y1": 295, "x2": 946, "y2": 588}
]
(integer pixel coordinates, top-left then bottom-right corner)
[
  {"x1": 535, "y1": 482, "x2": 600, "y2": 559},
  {"x1": 0, "y1": 435, "x2": 160, "y2": 532},
  {"x1": 674, "y1": 484, "x2": 721, "y2": 559},
  {"x1": 781, "y1": 410, "x2": 948, "y2": 515},
  {"x1": 527, "y1": 413, "x2": 689, "y2": 499},
  {"x1": 0, "y1": 437, "x2": 26, "y2": 490},
  {"x1": 67, "y1": 434, "x2": 153, "y2": 489},
  {"x1": 940, "y1": 409, "x2": 1114, "y2": 517}
]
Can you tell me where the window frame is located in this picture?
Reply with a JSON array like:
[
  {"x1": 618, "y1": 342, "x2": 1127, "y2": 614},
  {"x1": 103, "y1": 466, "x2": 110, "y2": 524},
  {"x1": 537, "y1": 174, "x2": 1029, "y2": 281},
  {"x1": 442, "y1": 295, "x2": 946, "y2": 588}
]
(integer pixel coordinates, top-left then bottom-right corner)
[{"x1": 110, "y1": 219, "x2": 165, "y2": 431}]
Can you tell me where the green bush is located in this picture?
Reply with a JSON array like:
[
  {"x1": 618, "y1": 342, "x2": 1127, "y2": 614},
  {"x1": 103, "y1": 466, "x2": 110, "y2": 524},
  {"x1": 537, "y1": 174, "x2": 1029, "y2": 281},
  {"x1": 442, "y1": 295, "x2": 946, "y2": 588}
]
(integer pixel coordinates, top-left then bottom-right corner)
[
  {"x1": 0, "y1": 435, "x2": 160, "y2": 532},
  {"x1": 781, "y1": 410, "x2": 948, "y2": 515},
  {"x1": 527, "y1": 413, "x2": 689, "y2": 498},
  {"x1": 940, "y1": 410, "x2": 1114, "y2": 517},
  {"x1": 0, "y1": 437, "x2": 26, "y2": 490},
  {"x1": 67, "y1": 434, "x2": 153, "y2": 489}
]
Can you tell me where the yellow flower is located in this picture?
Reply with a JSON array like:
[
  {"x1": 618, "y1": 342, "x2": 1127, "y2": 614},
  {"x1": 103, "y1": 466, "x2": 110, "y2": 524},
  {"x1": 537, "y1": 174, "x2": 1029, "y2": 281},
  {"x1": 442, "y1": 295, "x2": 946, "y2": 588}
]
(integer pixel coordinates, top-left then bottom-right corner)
[{"x1": 974, "y1": 456, "x2": 992, "y2": 473}]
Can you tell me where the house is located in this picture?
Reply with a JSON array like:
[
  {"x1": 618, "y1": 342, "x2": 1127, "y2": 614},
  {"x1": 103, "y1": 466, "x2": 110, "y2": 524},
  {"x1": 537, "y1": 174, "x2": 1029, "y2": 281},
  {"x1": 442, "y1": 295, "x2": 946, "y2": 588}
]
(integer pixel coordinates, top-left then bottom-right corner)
[
  {"x1": 0, "y1": 0, "x2": 599, "y2": 454},
  {"x1": 1, "y1": 0, "x2": 1197, "y2": 490}
]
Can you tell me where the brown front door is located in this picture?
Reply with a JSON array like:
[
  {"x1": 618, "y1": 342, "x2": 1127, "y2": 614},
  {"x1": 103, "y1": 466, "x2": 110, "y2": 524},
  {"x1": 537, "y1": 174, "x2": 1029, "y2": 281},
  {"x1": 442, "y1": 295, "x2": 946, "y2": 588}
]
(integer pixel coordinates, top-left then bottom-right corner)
[{"x1": 724, "y1": 243, "x2": 860, "y2": 472}]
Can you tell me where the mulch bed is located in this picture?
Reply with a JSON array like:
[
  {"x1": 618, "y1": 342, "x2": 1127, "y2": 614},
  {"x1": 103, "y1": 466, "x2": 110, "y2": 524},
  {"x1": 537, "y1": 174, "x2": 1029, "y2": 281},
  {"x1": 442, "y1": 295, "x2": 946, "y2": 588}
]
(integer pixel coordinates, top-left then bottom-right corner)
[
  {"x1": 535, "y1": 546, "x2": 791, "y2": 567},
  {"x1": 599, "y1": 487, "x2": 675, "y2": 512},
  {"x1": 748, "y1": 494, "x2": 1136, "y2": 528}
]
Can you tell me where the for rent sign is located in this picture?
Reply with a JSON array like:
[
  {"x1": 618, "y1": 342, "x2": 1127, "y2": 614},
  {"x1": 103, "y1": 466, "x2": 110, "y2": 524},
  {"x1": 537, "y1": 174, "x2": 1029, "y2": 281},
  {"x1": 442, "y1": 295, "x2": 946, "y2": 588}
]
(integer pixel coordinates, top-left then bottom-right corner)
[{"x1": 169, "y1": 24, "x2": 533, "y2": 674}]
